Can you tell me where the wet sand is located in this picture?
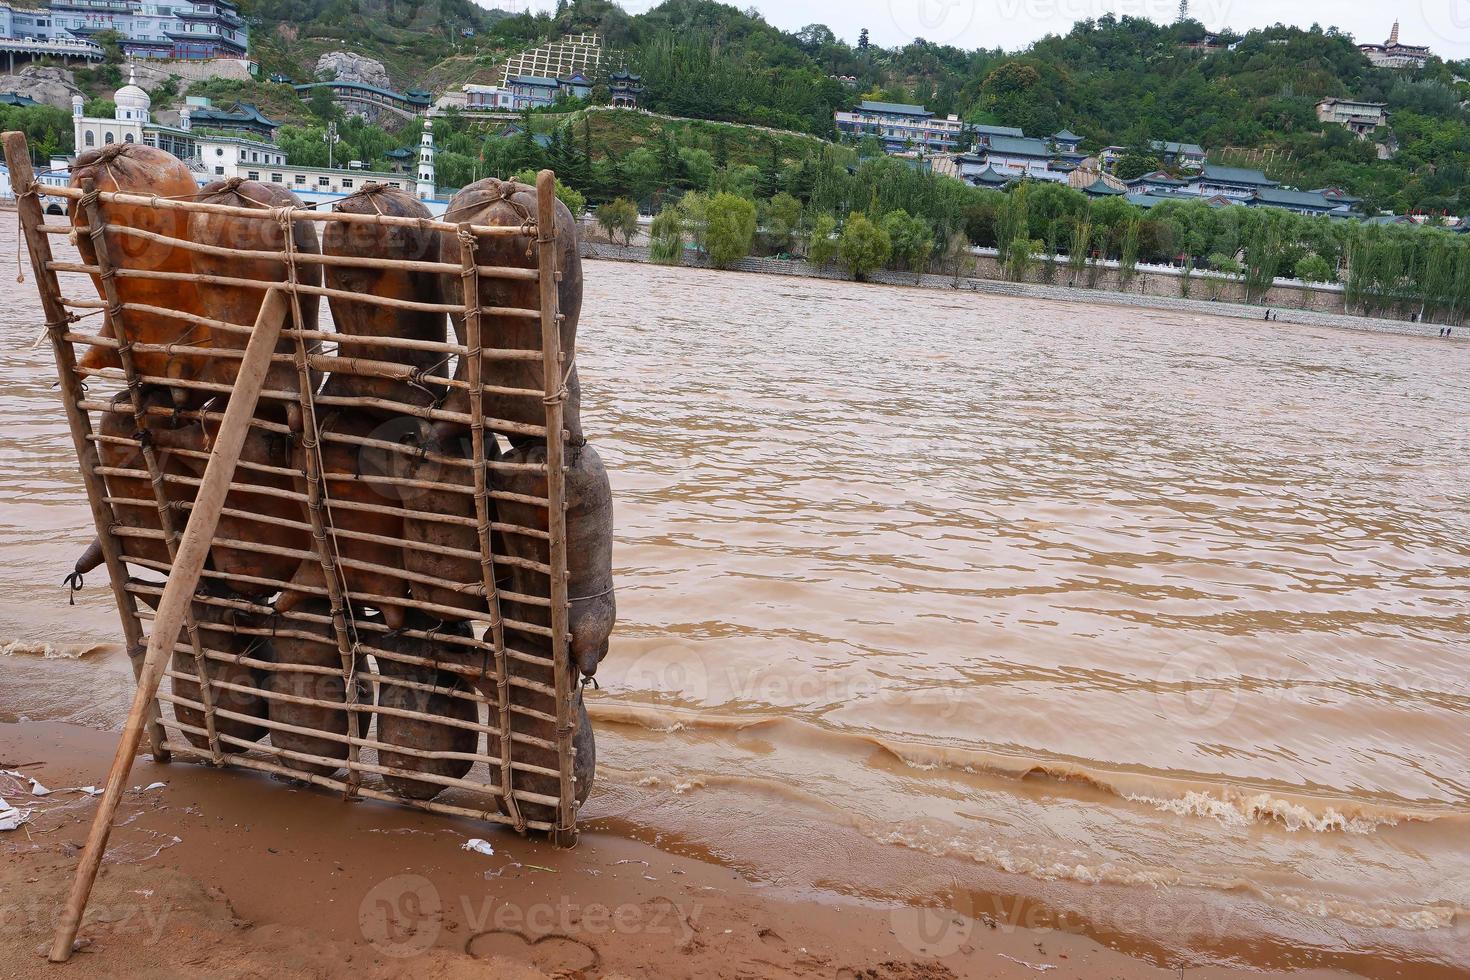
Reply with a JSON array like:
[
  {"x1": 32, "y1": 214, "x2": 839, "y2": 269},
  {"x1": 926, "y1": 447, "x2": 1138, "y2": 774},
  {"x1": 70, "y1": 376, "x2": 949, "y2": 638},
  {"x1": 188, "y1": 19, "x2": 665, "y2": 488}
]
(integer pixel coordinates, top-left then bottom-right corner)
[{"x1": 0, "y1": 720, "x2": 1357, "y2": 979}]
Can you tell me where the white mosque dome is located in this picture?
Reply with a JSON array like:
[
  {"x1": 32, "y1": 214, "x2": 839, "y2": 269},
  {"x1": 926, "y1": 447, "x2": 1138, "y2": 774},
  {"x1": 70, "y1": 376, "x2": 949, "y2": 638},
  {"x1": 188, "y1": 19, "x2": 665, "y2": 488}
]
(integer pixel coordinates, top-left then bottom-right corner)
[{"x1": 113, "y1": 66, "x2": 151, "y2": 121}]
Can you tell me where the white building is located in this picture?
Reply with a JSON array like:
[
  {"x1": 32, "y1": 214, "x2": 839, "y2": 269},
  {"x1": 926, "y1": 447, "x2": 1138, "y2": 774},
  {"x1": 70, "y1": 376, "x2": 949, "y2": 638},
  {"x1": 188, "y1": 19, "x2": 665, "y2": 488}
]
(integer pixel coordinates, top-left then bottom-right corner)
[
  {"x1": 415, "y1": 118, "x2": 434, "y2": 200},
  {"x1": 834, "y1": 101, "x2": 966, "y2": 153},
  {"x1": 1359, "y1": 21, "x2": 1430, "y2": 69},
  {"x1": 1316, "y1": 98, "x2": 1388, "y2": 138},
  {"x1": 0, "y1": 0, "x2": 247, "y2": 61},
  {"x1": 463, "y1": 83, "x2": 515, "y2": 111},
  {"x1": 69, "y1": 70, "x2": 443, "y2": 209}
]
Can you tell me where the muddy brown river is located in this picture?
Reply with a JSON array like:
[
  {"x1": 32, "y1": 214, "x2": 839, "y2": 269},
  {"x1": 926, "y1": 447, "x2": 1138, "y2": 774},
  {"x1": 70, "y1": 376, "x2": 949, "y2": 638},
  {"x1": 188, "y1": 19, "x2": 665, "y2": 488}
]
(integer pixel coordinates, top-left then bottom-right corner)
[{"x1": 2, "y1": 217, "x2": 1467, "y2": 973}]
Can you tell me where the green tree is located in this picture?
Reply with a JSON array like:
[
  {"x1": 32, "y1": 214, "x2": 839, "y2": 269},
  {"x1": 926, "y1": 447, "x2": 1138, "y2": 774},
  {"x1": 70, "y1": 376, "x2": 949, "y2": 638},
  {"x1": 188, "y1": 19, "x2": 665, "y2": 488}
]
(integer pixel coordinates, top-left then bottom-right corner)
[
  {"x1": 678, "y1": 191, "x2": 710, "y2": 256},
  {"x1": 880, "y1": 208, "x2": 934, "y2": 281},
  {"x1": 941, "y1": 231, "x2": 972, "y2": 284},
  {"x1": 1294, "y1": 253, "x2": 1334, "y2": 283},
  {"x1": 838, "y1": 212, "x2": 892, "y2": 281},
  {"x1": 807, "y1": 212, "x2": 838, "y2": 267},
  {"x1": 649, "y1": 207, "x2": 685, "y2": 264},
  {"x1": 596, "y1": 197, "x2": 640, "y2": 246},
  {"x1": 705, "y1": 192, "x2": 758, "y2": 268},
  {"x1": 763, "y1": 192, "x2": 803, "y2": 253},
  {"x1": 511, "y1": 169, "x2": 586, "y2": 216},
  {"x1": 1004, "y1": 236, "x2": 1041, "y2": 281},
  {"x1": 1119, "y1": 217, "x2": 1142, "y2": 284}
]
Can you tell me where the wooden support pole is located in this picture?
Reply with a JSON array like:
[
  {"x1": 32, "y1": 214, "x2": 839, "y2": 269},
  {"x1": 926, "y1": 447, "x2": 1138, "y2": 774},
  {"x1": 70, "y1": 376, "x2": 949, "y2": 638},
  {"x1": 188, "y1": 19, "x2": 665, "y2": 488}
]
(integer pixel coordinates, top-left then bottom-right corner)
[
  {"x1": 49, "y1": 287, "x2": 288, "y2": 963},
  {"x1": 457, "y1": 223, "x2": 524, "y2": 831},
  {"x1": 536, "y1": 171, "x2": 576, "y2": 847},
  {"x1": 79, "y1": 179, "x2": 225, "y2": 765},
  {"x1": 0, "y1": 132, "x2": 167, "y2": 761}
]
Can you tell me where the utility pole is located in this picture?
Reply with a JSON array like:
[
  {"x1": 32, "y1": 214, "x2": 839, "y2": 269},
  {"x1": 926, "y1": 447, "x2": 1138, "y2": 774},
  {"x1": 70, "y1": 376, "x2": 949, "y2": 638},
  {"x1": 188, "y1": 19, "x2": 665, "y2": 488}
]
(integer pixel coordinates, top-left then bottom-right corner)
[{"x1": 323, "y1": 120, "x2": 339, "y2": 169}]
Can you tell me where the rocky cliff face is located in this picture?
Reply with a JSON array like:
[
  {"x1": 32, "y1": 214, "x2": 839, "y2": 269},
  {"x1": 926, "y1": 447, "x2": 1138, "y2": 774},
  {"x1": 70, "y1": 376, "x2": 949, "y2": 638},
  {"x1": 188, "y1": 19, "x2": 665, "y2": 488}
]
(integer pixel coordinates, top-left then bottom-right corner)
[
  {"x1": 0, "y1": 66, "x2": 82, "y2": 110},
  {"x1": 314, "y1": 51, "x2": 392, "y2": 90},
  {"x1": 312, "y1": 51, "x2": 396, "y2": 122}
]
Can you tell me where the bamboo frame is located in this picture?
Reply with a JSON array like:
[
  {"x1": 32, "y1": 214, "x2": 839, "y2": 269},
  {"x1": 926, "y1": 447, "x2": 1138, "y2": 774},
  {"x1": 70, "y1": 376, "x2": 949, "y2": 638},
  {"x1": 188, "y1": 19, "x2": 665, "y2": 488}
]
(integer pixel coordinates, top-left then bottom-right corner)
[{"x1": 3, "y1": 134, "x2": 581, "y2": 960}]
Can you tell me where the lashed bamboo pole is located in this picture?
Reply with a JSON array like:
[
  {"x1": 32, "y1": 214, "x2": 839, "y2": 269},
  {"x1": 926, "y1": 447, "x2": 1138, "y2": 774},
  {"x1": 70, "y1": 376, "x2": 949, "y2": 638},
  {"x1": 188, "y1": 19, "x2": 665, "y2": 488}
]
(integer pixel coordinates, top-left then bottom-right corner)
[
  {"x1": 42, "y1": 182, "x2": 526, "y2": 237},
  {"x1": 104, "y1": 265, "x2": 541, "y2": 319},
  {"x1": 48, "y1": 285, "x2": 287, "y2": 963},
  {"x1": 92, "y1": 426, "x2": 543, "y2": 478},
  {"x1": 117, "y1": 301, "x2": 545, "y2": 360},
  {"x1": 278, "y1": 220, "x2": 365, "y2": 800},
  {"x1": 0, "y1": 133, "x2": 168, "y2": 762},
  {"x1": 109, "y1": 524, "x2": 554, "y2": 610},
  {"x1": 85, "y1": 221, "x2": 541, "y2": 280},
  {"x1": 458, "y1": 222, "x2": 524, "y2": 830},
  {"x1": 158, "y1": 741, "x2": 558, "y2": 832},
  {"x1": 79, "y1": 179, "x2": 225, "y2": 766},
  {"x1": 126, "y1": 583, "x2": 562, "y2": 681},
  {"x1": 72, "y1": 365, "x2": 552, "y2": 437},
  {"x1": 95, "y1": 463, "x2": 550, "y2": 514},
  {"x1": 157, "y1": 674, "x2": 558, "y2": 761},
  {"x1": 536, "y1": 171, "x2": 577, "y2": 846}
]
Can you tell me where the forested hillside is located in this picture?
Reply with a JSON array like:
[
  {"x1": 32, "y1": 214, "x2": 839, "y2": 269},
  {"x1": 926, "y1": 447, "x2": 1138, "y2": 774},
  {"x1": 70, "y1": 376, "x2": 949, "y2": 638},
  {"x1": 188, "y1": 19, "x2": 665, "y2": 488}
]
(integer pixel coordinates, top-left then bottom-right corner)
[{"x1": 404, "y1": 1, "x2": 1469, "y2": 214}]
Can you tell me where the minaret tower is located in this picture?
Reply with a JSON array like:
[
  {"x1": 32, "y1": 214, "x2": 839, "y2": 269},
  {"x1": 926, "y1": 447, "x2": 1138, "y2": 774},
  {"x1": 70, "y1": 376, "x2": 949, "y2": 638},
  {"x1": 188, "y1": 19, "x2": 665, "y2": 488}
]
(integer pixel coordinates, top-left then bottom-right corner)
[
  {"x1": 71, "y1": 94, "x2": 84, "y2": 154},
  {"x1": 416, "y1": 118, "x2": 436, "y2": 200}
]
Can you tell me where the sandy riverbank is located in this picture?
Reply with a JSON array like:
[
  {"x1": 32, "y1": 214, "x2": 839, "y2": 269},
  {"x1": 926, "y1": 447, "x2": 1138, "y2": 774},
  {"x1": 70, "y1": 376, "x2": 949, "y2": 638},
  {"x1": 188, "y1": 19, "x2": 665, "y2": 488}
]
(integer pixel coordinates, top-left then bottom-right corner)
[{"x1": 0, "y1": 721, "x2": 1368, "y2": 980}]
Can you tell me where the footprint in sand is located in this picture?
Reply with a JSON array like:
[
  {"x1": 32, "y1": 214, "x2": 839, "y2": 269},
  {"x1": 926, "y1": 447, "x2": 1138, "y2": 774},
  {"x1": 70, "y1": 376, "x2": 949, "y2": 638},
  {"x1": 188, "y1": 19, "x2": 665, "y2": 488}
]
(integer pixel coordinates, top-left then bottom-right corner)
[{"x1": 465, "y1": 929, "x2": 599, "y2": 974}]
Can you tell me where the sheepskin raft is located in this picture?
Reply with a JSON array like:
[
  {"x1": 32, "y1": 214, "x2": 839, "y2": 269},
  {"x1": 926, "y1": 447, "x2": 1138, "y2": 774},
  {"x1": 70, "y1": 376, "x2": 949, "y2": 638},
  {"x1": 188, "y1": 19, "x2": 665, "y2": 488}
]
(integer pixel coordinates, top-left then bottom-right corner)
[{"x1": 4, "y1": 132, "x2": 610, "y2": 961}]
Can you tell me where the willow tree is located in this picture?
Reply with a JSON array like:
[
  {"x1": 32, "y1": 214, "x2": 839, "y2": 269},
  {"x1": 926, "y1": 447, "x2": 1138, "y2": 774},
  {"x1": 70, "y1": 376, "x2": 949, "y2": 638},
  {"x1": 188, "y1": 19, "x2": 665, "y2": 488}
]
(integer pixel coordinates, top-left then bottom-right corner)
[
  {"x1": 649, "y1": 207, "x2": 685, "y2": 265},
  {"x1": 1243, "y1": 224, "x2": 1284, "y2": 303},
  {"x1": 1119, "y1": 217, "x2": 1141, "y2": 285},
  {"x1": 995, "y1": 184, "x2": 1030, "y2": 265},
  {"x1": 1068, "y1": 206, "x2": 1093, "y2": 287}
]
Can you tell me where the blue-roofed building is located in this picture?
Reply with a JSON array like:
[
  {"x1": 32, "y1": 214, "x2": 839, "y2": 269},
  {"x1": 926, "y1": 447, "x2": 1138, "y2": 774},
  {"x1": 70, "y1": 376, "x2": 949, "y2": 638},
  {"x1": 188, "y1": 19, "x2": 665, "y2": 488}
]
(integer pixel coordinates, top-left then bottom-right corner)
[
  {"x1": 1, "y1": 0, "x2": 248, "y2": 62},
  {"x1": 184, "y1": 100, "x2": 278, "y2": 140},
  {"x1": 1101, "y1": 139, "x2": 1207, "y2": 172},
  {"x1": 970, "y1": 123, "x2": 1024, "y2": 147},
  {"x1": 1126, "y1": 189, "x2": 1240, "y2": 209},
  {"x1": 1078, "y1": 174, "x2": 1126, "y2": 197},
  {"x1": 1052, "y1": 128, "x2": 1083, "y2": 153},
  {"x1": 1186, "y1": 165, "x2": 1279, "y2": 199},
  {"x1": 834, "y1": 100, "x2": 966, "y2": 153},
  {"x1": 508, "y1": 74, "x2": 562, "y2": 110},
  {"x1": 1247, "y1": 187, "x2": 1355, "y2": 216},
  {"x1": 978, "y1": 134, "x2": 1069, "y2": 183},
  {"x1": 1128, "y1": 170, "x2": 1188, "y2": 194}
]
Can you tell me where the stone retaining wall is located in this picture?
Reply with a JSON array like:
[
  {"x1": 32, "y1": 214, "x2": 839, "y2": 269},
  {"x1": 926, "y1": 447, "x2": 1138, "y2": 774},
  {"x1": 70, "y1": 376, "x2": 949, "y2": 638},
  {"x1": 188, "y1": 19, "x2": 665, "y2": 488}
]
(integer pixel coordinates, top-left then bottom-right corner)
[{"x1": 579, "y1": 240, "x2": 1462, "y2": 342}]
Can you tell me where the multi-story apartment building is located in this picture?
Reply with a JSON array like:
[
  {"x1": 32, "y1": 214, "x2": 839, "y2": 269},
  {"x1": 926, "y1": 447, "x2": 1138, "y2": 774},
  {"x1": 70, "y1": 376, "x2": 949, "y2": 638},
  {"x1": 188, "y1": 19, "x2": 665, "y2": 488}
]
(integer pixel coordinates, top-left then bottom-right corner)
[
  {"x1": 0, "y1": 0, "x2": 247, "y2": 61},
  {"x1": 834, "y1": 101, "x2": 966, "y2": 153}
]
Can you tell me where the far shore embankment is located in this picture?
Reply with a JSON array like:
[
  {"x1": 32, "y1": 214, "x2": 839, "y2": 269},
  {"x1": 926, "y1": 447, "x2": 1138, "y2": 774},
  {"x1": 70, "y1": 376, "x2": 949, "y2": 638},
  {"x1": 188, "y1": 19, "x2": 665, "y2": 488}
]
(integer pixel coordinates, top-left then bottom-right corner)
[{"x1": 580, "y1": 237, "x2": 1465, "y2": 344}]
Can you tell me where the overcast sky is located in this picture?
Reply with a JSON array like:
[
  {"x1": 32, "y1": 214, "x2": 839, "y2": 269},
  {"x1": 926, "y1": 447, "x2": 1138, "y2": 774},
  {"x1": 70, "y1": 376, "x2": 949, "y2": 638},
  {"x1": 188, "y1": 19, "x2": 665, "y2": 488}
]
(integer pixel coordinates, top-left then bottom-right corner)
[{"x1": 506, "y1": 1, "x2": 1470, "y2": 60}]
